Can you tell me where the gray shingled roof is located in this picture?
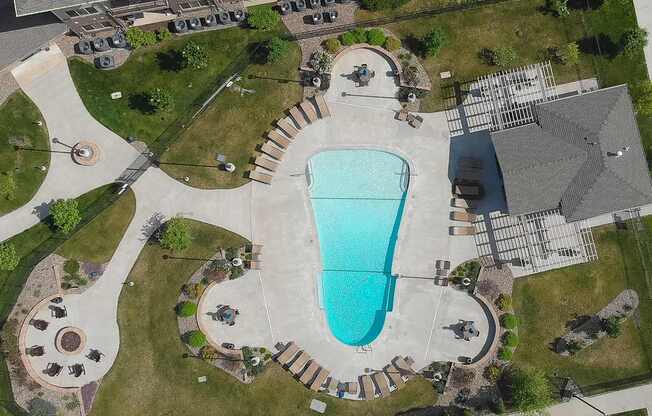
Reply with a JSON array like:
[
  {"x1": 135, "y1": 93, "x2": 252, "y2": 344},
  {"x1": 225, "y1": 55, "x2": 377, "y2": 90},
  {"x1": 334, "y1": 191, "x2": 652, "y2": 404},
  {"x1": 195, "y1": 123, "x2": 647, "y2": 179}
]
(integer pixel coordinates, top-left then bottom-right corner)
[
  {"x1": 491, "y1": 85, "x2": 652, "y2": 222},
  {"x1": 14, "y1": 0, "x2": 100, "y2": 17}
]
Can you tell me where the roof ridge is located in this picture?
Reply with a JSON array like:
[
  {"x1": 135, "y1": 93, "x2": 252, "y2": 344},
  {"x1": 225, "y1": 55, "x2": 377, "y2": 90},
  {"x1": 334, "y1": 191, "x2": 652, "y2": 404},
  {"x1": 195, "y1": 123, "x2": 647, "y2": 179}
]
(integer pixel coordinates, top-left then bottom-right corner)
[
  {"x1": 501, "y1": 151, "x2": 585, "y2": 175},
  {"x1": 536, "y1": 105, "x2": 597, "y2": 150},
  {"x1": 596, "y1": 87, "x2": 628, "y2": 138}
]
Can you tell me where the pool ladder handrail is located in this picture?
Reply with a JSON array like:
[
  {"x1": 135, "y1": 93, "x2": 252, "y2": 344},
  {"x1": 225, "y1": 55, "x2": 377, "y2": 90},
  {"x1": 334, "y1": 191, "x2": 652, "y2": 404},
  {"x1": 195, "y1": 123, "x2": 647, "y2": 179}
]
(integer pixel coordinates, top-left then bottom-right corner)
[{"x1": 355, "y1": 344, "x2": 373, "y2": 353}]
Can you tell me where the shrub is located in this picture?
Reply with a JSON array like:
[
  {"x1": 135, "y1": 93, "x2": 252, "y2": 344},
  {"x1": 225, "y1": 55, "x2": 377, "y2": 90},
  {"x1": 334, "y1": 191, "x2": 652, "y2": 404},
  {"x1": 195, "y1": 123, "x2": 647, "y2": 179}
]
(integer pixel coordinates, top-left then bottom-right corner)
[
  {"x1": 501, "y1": 313, "x2": 518, "y2": 329},
  {"x1": 27, "y1": 398, "x2": 57, "y2": 416},
  {"x1": 449, "y1": 367, "x2": 475, "y2": 388},
  {"x1": 422, "y1": 28, "x2": 447, "y2": 57},
  {"x1": 182, "y1": 282, "x2": 204, "y2": 299},
  {"x1": 566, "y1": 339, "x2": 582, "y2": 354},
  {"x1": 50, "y1": 198, "x2": 81, "y2": 234},
  {"x1": 184, "y1": 330, "x2": 207, "y2": 348},
  {"x1": 200, "y1": 345, "x2": 219, "y2": 360},
  {"x1": 545, "y1": 0, "x2": 569, "y2": 17},
  {"x1": 562, "y1": 42, "x2": 580, "y2": 65},
  {"x1": 340, "y1": 31, "x2": 357, "y2": 46},
  {"x1": 351, "y1": 28, "x2": 368, "y2": 43},
  {"x1": 160, "y1": 217, "x2": 190, "y2": 251},
  {"x1": 230, "y1": 266, "x2": 245, "y2": 279},
  {"x1": 631, "y1": 80, "x2": 652, "y2": 116},
  {"x1": 0, "y1": 243, "x2": 19, "y2": 271},
  {"x1": 148, "y1": 88, "x2": 172, "y2": 111},
  {"x1": 324, "y1": 38, "x2": 342, "y2": 54},
  {"x1": 484, "y1": 364, "x2": 501, "y2": 382},
  {"x1": 498, "y1": 347, "x2": 513, "y2": 361},
  {"x1": 602, "y1": 315, "x2": 622, "y2": 338},
  {"x1": 496, "y1": 293, "x2": 512, "y2": 311},
  {"x1": 63, "y1": 259, "x2": 80, "y2": 275},
  {"x1": 366, "y1": 28, "x2": 386, "y2": 46},
  {"x1": 266, "y1": 37, "x2": 289, "y2": 63},
  {"x1": 0, "y1": 172, "x2": 16, "y2": 201},
  {"x1": 384, "y1": 36, "x2": 401, "y2": 51},
  {"x1": 176, "y1": 301, "x2": 197, "y2": 317},
  {"x1": 622, "y1": 27, "x2": 648, "y2": 57},
  {"x1": 491, "y1": 396, "x2": 506, "y2": 414},
  {"x1": 494, "y1": 46, "x2": 518, "y2": 68},
  {"x1": 403, "y1": 65, "x2": 420, "y2": 86},
  {"x1": 181, "y1": 41, "x2": 208, "y2": 69},
  {"x1": 125, "y1": 27, "x2": 157, "y2": 49},
  {"x1": 247, "y1": 6, "x2": 280, "y2": 30},
  {"x1": 309, "y1": 50, "x2": 333, "y2": 74},
  {"x1": 508, "y1": 367, "x2": 554, "y2": 413},
  {"x1": 479, "y1": 47, "x2": 497, "y2": 65},
  {"x1": 156, "y1": 28, "x2": 172, "y2": 42},
  {"x1": 361, "y1": 0, "x2": 409, "y2": 11},
  {"x1": 503, "y1": 331, "x2": 519, "y2": 348}
]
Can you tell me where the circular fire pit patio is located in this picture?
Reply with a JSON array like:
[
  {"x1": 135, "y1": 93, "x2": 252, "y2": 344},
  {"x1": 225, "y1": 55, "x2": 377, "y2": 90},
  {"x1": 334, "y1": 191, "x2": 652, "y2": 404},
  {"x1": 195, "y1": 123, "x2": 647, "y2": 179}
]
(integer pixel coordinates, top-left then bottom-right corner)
[{"x1": 55, "y1": 326, "x2": 86, "y2": 355}]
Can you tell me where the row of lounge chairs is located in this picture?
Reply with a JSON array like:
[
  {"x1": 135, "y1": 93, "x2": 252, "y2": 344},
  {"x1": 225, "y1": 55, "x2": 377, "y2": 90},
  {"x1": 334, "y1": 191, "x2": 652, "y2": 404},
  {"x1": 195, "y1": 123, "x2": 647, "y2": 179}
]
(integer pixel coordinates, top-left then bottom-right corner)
[
  {"x1": 274, "y1": 342, "x2": 417, "y2": 399},
  {"x1": 450, "y1": 157, "x2": 484, "y2": 236},
  {"x1": 248, "y1": 95, "x2": 331, "y2": 185}
]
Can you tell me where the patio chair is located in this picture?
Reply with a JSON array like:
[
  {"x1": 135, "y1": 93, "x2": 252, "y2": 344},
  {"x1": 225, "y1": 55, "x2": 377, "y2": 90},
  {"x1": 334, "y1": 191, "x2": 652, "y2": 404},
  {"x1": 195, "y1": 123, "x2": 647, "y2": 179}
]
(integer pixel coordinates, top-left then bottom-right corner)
[
  {"x1": 449, "y1": 226, "x2": 476, "y2": 236},
  {"x1": 275, "y1": 342, "x2": 299, "y2": 365},
  {"x1": 254, "y1": 156, "x2": 279, "y2": 172},
  {"x1": 310, "y1": 368, "x2": 330, "y2": 391},
  {"x1": 277, "y1": 117, "x2": 299, "y2": 138},
  {"x1": 31, "y1": 319, "x2": 49, "y2": 331},
  {"x1": 248, "y1": 169, "x2": 273, "y2": 185},
  {"x1": 260, "y1": 142, "x2": 285, "y2": 160},
  {"x1": 299, "y1": 101, "x2": 319, "y2": 123},
  {"x1": 360, "y1": 375, "x2": 376, "y2": 400},
  {"x1": 299, "y1": 361, "x2": 320, "y2": 385},
  {"x1": 245, "y1": 260, "x2": 261, "y2": 270},
  {"x1": 87, "y1": 349, "x2": 104, "y2": 362},
  {"x1": 289, "y1": 106, "x2": 308, "y2": 128},
  {"x1": 27, "y1": 346, "x2": 44, "y2": 356},
  {"x1": 50, "y1": 305, "x2": 67, "y2": 318},
  {"x1": 313, "y1": 95, "x2": 331, "y2": 118},
  {"x1": 450, "y1": 211, "x2": 477, "y2": 222},
  {"x1": 372, "y1": 372, "x2": 391, "y2": 398},
  {"x1": 383, "y1": 364, "x2": 405, "y2": 390},
  {"x1": 289, "y1": 351, "x2": 311, "y2": 374},
  {"x1": 45, "y1": 362, "x2": 63, "y2": 377},
  {"x1": 69, "y1": 363, "x2": 85, "y2": 377},
  {"x1": 396, "y1": 108, "x2": 409, "y2": 121},
  {"x1": 407, "y1": 113, "x2": 423, "y2": 129}
]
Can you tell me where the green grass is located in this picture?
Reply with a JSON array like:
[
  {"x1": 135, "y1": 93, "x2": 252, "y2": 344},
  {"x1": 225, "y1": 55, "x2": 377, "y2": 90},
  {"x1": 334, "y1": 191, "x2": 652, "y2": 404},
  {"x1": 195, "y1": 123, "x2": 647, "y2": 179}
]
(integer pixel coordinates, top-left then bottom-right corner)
[
  {"x1": 512, "y1": 225, "x2": 652, "y2": 387},
  {"x1": 55, "y1": 189, "x2": 136, "y2": 263},
  {"x1": 91, "y1": 219, "x2": 437, "y2": 416},
  {"x1": 0, "y1": 91, "x2": 49, "y2": 215},
  {"x1": 159, "y1": 42, "x2": 303, "y2": 189},
  {"x1": 359, "y1": 0, "x2": 594, "y2": 111},
  {"x1": 68, "y1": 14, "x2": 285, "y2": 146}
]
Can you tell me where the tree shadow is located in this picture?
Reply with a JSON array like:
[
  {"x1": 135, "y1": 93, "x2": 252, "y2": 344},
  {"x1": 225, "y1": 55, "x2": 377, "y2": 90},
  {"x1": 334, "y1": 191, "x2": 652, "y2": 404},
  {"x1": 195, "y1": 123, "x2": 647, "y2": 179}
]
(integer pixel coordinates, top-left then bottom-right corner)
[
  {"x1": 578, "y1": 34, "x2": 620, "y2": 59},
  {"x1": 156, "y1": 50, "x2": 184, "y2": 72},
  {"x1": 128, "y1": 92, "x2": 155, "y2": 114},
  {"x1": 248, "y1": 42, "x2": 268, "y2": 65},
  {"x1": 402, "y1": 34, "x2": 423, "y2": 57},
  {"x1": 565, "y1": 314, "x2": 591, "y2": 330},
  {"x1": 568, "y1": 0, "x2": 604, "y2": 10}
]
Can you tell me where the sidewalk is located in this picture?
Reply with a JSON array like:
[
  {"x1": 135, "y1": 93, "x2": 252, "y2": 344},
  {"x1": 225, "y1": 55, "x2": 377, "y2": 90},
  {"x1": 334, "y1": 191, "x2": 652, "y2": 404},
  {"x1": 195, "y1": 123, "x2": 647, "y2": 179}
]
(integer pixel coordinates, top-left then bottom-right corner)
[
  {"x1": 634, "y1": 0, "x2": 652, "y2": 79},
  {"x1": 546, "y1": 383, "x2": 652, "y2": 415}
]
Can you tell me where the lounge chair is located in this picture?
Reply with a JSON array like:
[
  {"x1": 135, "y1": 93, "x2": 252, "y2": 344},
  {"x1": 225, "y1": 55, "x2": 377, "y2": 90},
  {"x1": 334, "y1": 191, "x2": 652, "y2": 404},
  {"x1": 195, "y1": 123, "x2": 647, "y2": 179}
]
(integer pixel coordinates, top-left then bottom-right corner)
[
  {"x1": 248, "y1": 169, "x2": 273, "y2": 185},
  {"x1": 299, "y1": 361, "x2": 320, "y2": 385},
  {"x1": 454, "y1": 184, "x2": 482, "y2": 198},
  {"x1": 261, "y1": 142, "x2": 285, "y2": 160},
  {"x1": 457, "y1": 167, "x2": 483, "y2": 182},
  {"x1": 449, "y1": 226, "x2": 476, "y2": 236},
  {"x1": 275, "y1": 342, "x2": 299, "y2": 365},
  {"x1": 435, "y1": 260, "x2": 451, "y2": 270},
  {"x1": 397, "y1": 108, "x2": 409, "y2": 121},
  {"x1": 451, "y1": 198, "x2": 471, "y2": 209},
  {"x1": 277, "y1": 117, "x2": 299, "y2": 138},
  {"x1": 289, "y1": 106, "x2": 308, "y2": 128},
  {"x1": 407, "y1": 113, "x2": 423, "y2": 129},
  {"x1": 300, "y1": 100, "x2": 319, "y2": 123},
  {"x1": 345, "y1": 381, "x2": 359, "y2": 395},
  {"x1": 310, "y1": 368, "x2": 330, "y2": 391},
  {"x1": 392, "y1": 356, "x2": 416, "y2": 380},
  {"x1": 289, "y1": 351, "x2": 311, "y2": 375},
  {"x1": 372, "y1": 372, "x2": 391, "y2": 398},
  {"x1": 383, "y1": 364, "x2": 405, "y2": 390},
  {"x1": 245, "y1": 260, "x2": 261, "y2": 269},
  {"x1": 254, "y1": 156, "x2": 279, "y2": 172},
  {"x1": 313, "y1": 95, "x2": 331, "y2": 118},
  {"x1": 360, "y1": 375, "x2": 376, "y2": 400},
  {"x1": 268, "y1": 129, "x2": 291, "y2": 149},
  {"x1": 450, "y1": 211, "x2": 477, "y2": 222},
  {"x1": 459, "y1": 157, "x2": 483, "y2": 169}
]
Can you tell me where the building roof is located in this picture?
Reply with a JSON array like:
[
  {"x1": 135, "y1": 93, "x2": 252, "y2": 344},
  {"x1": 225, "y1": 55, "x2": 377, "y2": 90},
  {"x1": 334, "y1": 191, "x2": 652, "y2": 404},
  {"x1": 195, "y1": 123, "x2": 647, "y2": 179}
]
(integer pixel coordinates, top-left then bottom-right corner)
[
  {"x1": 491, "y1": 85, "x2": 652, "y2": 222},
  {"x1": 14, "y1": 0, "x2": 102, "y2": 17}
]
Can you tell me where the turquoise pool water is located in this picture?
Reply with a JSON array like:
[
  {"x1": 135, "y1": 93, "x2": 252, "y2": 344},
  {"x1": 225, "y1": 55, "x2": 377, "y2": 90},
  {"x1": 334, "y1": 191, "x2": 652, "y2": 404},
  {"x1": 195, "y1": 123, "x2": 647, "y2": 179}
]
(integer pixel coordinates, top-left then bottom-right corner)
[{"x1": 309, "y1": 150, "x2": 409, "y2": 346}]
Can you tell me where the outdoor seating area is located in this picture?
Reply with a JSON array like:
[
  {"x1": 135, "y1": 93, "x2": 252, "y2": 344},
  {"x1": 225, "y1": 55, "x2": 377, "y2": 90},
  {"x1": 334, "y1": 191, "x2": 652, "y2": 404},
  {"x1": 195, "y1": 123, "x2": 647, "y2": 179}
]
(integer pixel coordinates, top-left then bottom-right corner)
[
  {"x1": 273, "y1": 342, "x2": 417, "y2": 400},
  {"x1": 248, "y1": 96, "x2": 331, "y2": 185},
  {"x1": 396, "y1": 108, "x2": 423, "y2": 129}
]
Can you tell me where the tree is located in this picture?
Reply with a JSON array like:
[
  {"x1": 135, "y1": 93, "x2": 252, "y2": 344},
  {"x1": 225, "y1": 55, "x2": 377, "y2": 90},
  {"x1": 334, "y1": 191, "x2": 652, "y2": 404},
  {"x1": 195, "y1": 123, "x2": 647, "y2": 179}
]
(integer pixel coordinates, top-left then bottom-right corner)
[
  {"x1": 494, "y1": 46, "x2": 518, "y2": 68},
  {"x1": 546, "y1": 0, "x2": 569, "y2": 17},
  {"x1": 562, "y1": 42, "x2": 580, "y2": 65},
  {"x1": 148, "y1": 88, "x2": 172, "y2": 111},
  {"x1": 622, "y1": 27, "x2": 648, "y2": 57},
  {"x1": 324, "y1": 38, "x2": 342, "y2": 54},
  {"x1": 366, "y1": 28, "x2": 386, "y2": 46},
  {"x1": 181, "y1": 41, "x2": 208, "y2": 69},
  {"x1": 160, "y1": 217, "x2": 190, "y2": 251},
  {"x1": 421, "y1": 28, "x2": 447, "y2": 57},
  {"x1": 266, "y1": 37, "x2": 289, "y2": 63},
  {"x1": 50, "y1": 198, "x2": 81, "y2": 234},
  {"x1": 508, "y1": 367, "x2": 554, "y2": 413},
  {"x1": 0, "y1": 243, "x2": 19, "y2": 271},
  {"x1": 176, "y1": 301, "x2": 198, "y2": 317},
  {"x1": 247, "y1": 6, "x2": 280, "y2": 31},
  {"x1": 125, "y1": 27, "x2": 157, "y2": 49},
  {"x1": 631, "y1": 80, "x2": 652, "y2": 116}
]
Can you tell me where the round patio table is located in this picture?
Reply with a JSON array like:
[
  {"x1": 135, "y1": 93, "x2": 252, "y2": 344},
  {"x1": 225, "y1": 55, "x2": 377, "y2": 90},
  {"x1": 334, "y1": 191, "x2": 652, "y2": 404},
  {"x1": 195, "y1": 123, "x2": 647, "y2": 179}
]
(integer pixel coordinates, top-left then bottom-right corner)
[{"x1": 357, "y1": 67, "x2": 372, "y2": 83}]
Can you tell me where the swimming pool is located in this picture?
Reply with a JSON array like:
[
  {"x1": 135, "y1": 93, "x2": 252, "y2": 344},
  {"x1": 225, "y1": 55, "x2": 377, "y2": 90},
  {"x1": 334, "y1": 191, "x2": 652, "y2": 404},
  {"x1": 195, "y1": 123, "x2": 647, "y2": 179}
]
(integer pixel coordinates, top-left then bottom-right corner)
[{"x1": 309, "y1": 150, "x2": 409, "y2": 346}]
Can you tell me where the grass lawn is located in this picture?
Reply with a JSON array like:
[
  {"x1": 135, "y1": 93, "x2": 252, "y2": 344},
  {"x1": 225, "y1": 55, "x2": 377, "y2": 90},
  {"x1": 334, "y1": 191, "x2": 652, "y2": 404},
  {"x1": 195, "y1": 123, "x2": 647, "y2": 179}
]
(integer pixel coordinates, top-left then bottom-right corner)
[
  {"x1": 358, "y1": 0, "x2": 594, "y2": 112},
  {"x1": 91, "y1": 219, "x2": 437, "y2": 416},
  {"x1": 69, "y1": 12, "x2": 285, "y2": 146},
  {"x1": 55, "y1": 188, "x2": 135, "y2": 263},
  {"x1": 0, "y1": 91, "x2": 49, "y2": 215},
  {"x1": 512, "y1": 225, "x2": 652, "y2": 387},
  {"x1": 159, "y1": 42, "x2": 303, "y2": 189}
]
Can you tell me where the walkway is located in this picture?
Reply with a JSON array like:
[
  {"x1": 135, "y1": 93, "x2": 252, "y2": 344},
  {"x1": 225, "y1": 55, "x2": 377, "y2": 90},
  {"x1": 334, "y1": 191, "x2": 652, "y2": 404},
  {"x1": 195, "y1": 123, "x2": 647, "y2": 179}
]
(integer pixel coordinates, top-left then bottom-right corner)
[
  {"x1": 634, "y1": 0, "x2": 652, "y2": 79},
  {"x1": 546, "y1": 382, "x2": 652, "y2": 415}
]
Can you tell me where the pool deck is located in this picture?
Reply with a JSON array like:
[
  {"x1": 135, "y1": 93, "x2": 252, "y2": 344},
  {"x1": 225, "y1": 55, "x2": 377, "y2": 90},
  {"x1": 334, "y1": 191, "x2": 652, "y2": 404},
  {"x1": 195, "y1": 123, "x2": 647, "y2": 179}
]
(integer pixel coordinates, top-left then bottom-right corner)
[{"x1": 199, "y1": 98, "x2": 489, "y2": 381}]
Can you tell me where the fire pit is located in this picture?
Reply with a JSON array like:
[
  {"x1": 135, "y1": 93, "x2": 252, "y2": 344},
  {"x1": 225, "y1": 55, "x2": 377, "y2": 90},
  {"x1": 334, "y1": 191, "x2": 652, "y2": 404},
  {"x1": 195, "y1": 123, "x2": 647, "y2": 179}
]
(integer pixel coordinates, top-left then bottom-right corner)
[{"x1": 55, "y1": 327, "x2": 86, "y2": 355}]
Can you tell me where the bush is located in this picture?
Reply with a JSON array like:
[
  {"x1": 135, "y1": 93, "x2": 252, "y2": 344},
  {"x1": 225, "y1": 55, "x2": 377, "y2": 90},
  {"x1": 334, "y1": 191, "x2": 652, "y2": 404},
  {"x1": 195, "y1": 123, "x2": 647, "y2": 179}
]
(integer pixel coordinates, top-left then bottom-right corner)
[
  {"x1": 0, "y1": 243, "x2": 19, "y2": 271},
  {"x1": 148, "y1": 88, "x2": 172, "y2": 111},
  {"x1": 545, "y1": 0, "x2": 569, "y2": 17},
  {"x1": 340, "y1": 32, "x2": 357, "y2": 46},
  {"x1": 503, "y1": 331, "x2": 519, "y2": 348},
  {"x1": 498, "y1": 347, "x2": 513, "y2": 361},
  {"x1": 309, "y1": 50, "x2": 333, "y2": 74},
  {"x1": 200, "y1": 345, "x2": 219, "y2": 360},
  {"x1": 496, "y1": 293, "x2": 512, "y2": 311},
  {"x1": 27, "y1": 398, "x2": 57, "y2": 416},
  {"x1": 156, "y1": 28, "x2": 172, "y2": 42},
  {"x1": 366, "y1": 28, "x2": 386, "y2": 46},
  {"x1": 63, "y1": 259, "x2": 80, "y2": 275},
  {"x1": 184, "y1": 330, "x2": 207, "y2": 348},
  {"x1": 494, "y1": 46, "x2": 518, "y2": 68},
  {"x1": 176, "y1": 301, "x2": 197, "y2": 317},
  {"x1": 484, "y1": 364, "x2": 502, "y2": 382},
  {"x1": 361, "y1": 0, "x2": 409, "y2": 11},
  {"x1": 631, "y1": 80, "x2": 652, "y2": 116},
  {"x1": 384, "y1": 36, "x2": 401, "y2": 51},
  {"x1": 602, "y1": 316, "x2": 622, "y2": 338},
  {"x1": 479, "y1": 47, "x2": 497, "y2": 65},
  {"x1": 324, "y1": 38, "x2": 342, "y2": 54},
  {"x1": 181, "y1": 41, "x2": 208, "y2": 69},
  {"x1": 160, "y1": 217, "x2": 190, "y2": 251},
  {"x1": 562, "y1": 42, "x2": 580, "y2": 65},
  {"x1": 491, "y1": 396, "x2": 506, "y2": 414},
  {"x1": 403, "y1": 65, "x2": 420, "y2": 87},
  {"x1": 508, "y1": 367, "x2": 554, "y2": 413},
  {"x1": 622, "y1": 27, "x2": 648, "y2": 57},
  {"x1": 266, "y1": 37, "x2": 290, "y2": 63},
  {"x1": 247, "y1": 6, "x2": 280, "y2": 30},
  {"x1": 125, "y1": 27, "x2": 157, "y2": 49},
  {"x1": 501, "y1": 313, "x2": 518, "y2": 329},
  {"x1": 230, "y1": 266, "x2": 245, "y2": 279},
  {"x1": 182, "y1": 282, "x2": 204, "y2": 299},
  {"x1": 50, "y1": 198, "x2": 81, "y2": 234},
  {"x1": 0, "y1": 172, "x2": 16, "y2": 201},
  {"x1": 422, "y1": 28, "x2": 447, "y2": 57}
]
